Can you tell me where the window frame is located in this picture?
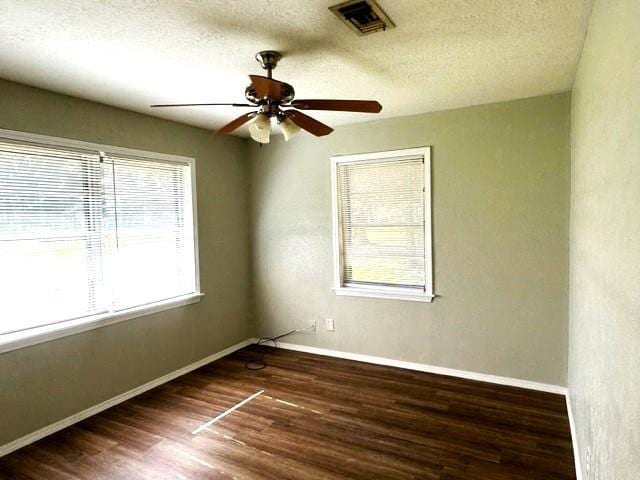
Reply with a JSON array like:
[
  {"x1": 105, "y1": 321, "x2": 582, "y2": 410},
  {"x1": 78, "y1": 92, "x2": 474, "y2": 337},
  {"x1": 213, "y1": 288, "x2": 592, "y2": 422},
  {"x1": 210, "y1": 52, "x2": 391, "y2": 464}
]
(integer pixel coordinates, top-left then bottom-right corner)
[
  {"x1": 331, "y1": 146, "x2": 433, "y2": 303},
  {"x1": 0, "y1": 128, "x2": 203, "y2": 354}
]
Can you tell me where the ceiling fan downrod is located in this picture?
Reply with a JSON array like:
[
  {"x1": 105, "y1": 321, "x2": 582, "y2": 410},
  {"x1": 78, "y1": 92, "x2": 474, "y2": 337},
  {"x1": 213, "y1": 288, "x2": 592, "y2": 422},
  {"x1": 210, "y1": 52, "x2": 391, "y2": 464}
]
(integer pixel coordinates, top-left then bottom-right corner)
[{"x1": 255, "y1": 50, "x2": 282, "y2": 79}]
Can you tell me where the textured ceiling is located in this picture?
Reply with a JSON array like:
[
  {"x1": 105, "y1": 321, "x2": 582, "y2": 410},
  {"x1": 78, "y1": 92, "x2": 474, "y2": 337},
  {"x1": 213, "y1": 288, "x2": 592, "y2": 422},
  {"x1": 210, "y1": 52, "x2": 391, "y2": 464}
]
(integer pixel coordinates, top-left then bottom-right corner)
[{"x1": 0, "y1": 1, "x2": 592, "y2": 136}]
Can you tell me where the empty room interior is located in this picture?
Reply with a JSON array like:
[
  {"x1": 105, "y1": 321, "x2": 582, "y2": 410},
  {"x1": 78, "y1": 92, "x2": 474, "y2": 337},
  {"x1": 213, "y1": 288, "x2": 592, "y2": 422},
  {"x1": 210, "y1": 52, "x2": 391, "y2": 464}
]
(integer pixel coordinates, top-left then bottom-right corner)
[{"x1": 0, "y1": 1, "x2": 638, "y2": 479}]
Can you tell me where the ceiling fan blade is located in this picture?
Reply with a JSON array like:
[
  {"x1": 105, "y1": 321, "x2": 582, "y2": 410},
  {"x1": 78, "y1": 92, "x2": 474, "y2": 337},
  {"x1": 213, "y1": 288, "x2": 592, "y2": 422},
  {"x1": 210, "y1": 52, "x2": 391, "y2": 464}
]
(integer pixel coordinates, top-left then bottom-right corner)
[
  {"x1": 215, "y1": 112, "x2": 256, "y2": 135},
  {"x1": 290, "y1": 99, "x2": 382, "y2": 113},
  {"x1": 150, "y1": 103, "x2": 254, "y2": 108},
  {"x1": 285, "y1": 110, "x2": 333, "y2": 137},
  {"x1": 249, "y1": 75, "x2": 285, "y2": 102}
]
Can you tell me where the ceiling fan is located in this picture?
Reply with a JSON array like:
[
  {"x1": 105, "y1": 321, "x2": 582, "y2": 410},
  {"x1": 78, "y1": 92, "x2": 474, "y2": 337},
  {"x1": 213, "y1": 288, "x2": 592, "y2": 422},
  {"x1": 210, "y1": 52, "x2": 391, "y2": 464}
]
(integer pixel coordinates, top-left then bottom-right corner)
[{"x1": 150, "y1": 50, "x2": 382, "y2": 144}]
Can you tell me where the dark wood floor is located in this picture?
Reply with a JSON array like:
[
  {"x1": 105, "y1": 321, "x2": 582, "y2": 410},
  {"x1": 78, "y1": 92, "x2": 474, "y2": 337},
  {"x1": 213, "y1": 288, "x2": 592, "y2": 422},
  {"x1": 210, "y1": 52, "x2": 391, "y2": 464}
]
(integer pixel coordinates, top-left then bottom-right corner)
[{"x1": 0, "y1": 345, "x2": 575, "y2": 479}]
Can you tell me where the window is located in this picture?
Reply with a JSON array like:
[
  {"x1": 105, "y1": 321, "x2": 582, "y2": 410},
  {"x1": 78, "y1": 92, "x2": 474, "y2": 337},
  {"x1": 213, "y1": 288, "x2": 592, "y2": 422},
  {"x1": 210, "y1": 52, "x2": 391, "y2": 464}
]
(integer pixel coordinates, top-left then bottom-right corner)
[
  {"x1": 331, "y1": 147, "x2": 433, "y2": 302},
  {"x1": 0, "y1": 129, "x2": 200, "y2": 339}
]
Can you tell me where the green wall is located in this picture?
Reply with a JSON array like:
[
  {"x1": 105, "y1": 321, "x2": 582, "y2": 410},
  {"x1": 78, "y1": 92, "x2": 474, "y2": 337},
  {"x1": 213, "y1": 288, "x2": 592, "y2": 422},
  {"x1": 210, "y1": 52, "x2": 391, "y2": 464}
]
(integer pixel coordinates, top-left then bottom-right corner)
[
  {"x1": 0, "y1": 79, "x2": 253, "y2": 445},
  {"x1": 568, "y1": 0, "x2": 640, "y2": 478},
  {"x1": 249, "y1": 93, "x2": 571, "y2": 386},
  {"x1": 0, "y1": 80, "x2": 574, "y2": 450}
]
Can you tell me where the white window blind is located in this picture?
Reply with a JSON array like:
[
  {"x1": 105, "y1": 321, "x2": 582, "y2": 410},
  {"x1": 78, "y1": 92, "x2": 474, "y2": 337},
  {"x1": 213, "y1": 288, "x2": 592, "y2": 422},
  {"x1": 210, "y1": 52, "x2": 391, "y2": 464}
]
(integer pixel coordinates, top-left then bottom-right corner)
[
  {"x1": 0, "y1": 140, "x2": 106, "y2": 333},
  {"x1": 102, "y1": 155, "x2": 195, "y2": 309},
  {"x1": 0, "y1": 137, "x2": 197, "y2": 335},
  {"x1": 336, "y1": 155, "x2": 427, "y2": 292}
]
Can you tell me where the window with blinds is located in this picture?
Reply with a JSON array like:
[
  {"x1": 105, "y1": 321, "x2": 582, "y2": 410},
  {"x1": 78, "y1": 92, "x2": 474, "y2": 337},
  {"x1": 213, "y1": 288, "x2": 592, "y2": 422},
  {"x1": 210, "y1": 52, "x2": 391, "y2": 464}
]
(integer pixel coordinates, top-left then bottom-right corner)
[
  {"x1": 332, "y1": 147, "x2": 433, "y2": 302},
  {"x1": 0, "y1": 134, "x2": 198, "y2": 335},
  {"x1": 101, "y1": 155, "x2": 196, "y2": 310}
]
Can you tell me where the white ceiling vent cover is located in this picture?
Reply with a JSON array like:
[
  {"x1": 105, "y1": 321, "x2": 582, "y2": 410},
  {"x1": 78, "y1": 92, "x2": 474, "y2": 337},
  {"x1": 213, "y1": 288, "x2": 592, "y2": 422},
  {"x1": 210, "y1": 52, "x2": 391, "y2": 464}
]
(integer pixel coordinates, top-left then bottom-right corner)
[{"x1": 329, "y1": 0, "x2": 395, "y2": 36}]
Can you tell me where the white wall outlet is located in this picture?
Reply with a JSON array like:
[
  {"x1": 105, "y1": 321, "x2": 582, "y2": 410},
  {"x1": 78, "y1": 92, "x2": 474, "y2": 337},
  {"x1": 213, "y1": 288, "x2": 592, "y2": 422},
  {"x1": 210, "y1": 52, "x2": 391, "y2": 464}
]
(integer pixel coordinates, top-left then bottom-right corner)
[
  {"x1": 325, "y1": 318, "x2": 335, "y2": 331},
  {"x1": 585, "y1": 448, "x2": 592, "y2": 478}
]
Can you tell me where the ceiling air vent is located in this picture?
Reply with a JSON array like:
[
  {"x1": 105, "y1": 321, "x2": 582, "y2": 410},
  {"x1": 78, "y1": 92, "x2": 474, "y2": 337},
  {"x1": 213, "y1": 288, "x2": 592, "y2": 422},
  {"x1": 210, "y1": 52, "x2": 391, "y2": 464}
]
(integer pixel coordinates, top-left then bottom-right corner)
[{"x1": 329, "y1": 0, "x2": 395, "y2": 36}]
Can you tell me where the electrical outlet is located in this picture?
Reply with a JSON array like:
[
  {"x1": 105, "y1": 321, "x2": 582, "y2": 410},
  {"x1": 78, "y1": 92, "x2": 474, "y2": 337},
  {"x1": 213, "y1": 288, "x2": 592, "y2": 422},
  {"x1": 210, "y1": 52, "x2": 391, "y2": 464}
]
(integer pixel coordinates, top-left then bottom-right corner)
[
  {"x1": 325, "y1": 318, "x2": 335, "y2": 331},
  {"x1": 586, "y1": 448, "x2": 591, "y2": 479}
]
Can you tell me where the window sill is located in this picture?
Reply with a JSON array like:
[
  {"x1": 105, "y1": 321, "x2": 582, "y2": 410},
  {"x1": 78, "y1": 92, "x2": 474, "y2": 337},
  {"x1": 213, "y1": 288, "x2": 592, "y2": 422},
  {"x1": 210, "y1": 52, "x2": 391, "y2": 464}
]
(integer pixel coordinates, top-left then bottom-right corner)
[
  {"x1": 334, "y1": 287, "x2": 434, "y2": 303},
  {"x1": 0, "y1": 292, "x2": 204, "y2": 354}
]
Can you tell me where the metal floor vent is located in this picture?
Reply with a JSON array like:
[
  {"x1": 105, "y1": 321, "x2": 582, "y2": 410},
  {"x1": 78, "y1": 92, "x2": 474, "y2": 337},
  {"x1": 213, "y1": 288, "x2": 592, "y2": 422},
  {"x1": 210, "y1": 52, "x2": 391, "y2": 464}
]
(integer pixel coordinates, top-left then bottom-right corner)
[{"x1": 329, "y1": 0, "x2": 395, "y2": 36}]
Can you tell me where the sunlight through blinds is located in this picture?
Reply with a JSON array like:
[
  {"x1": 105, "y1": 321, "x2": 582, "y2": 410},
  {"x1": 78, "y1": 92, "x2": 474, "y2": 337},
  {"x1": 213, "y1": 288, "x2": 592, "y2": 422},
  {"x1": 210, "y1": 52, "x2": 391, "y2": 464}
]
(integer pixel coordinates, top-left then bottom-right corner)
[
  {"x1": 101, "y1": 155, "x2": 196, "y2": 310},
  {"x1": 0, "y1": 140, "x2": 106, "y2": 334},
  {"x1": 336, "y1": 157, "x2": 426, "y2": 290},
  {"x1": 0, "y1": 137, "x2": 197, "y2": 335}
]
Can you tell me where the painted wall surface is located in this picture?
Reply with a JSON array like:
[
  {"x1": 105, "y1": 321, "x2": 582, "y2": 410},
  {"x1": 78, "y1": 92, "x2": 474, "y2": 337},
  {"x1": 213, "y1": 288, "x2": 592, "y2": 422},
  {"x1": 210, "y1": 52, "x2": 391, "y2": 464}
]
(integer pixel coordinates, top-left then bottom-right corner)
[
  {"x1": 0, "y1": 79, "x2": 253, "y2": 445},
  {"x1": 568, "y1": 0, "x2": 640, "y2": 478},
  {"x1": 250, "y1": 93, "x2": 571, "y2": 386}
]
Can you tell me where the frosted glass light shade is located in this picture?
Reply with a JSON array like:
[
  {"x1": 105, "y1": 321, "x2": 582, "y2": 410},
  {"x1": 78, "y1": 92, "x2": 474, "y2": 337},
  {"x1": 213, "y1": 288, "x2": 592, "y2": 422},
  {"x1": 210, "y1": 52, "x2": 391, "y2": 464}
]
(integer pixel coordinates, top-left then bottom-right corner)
[
  {"x1": 279, "y1": 117, "x2": 301, "y2": 141},
  {"x1": 249, "y1": 113, "x2": 271, "y2": 144}
]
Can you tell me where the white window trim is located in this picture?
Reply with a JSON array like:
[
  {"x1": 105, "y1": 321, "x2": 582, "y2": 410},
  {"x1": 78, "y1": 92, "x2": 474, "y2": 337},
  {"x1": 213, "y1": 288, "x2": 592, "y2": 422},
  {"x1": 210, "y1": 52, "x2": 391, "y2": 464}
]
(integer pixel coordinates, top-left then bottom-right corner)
[
  {"x1": 331, "y1": 146, "x2": 434, "y2": 303},
  {"x1": 0, "y1": 128, "x2": 203, "y2": 353}
]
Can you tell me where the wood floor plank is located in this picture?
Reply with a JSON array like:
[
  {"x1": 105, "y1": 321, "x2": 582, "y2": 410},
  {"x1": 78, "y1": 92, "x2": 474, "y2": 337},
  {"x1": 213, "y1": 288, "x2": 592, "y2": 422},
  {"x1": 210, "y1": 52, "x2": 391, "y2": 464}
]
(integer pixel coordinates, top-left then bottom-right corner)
[{"x1": 0, "y1": 345, "x2": 576, "y2": 479}]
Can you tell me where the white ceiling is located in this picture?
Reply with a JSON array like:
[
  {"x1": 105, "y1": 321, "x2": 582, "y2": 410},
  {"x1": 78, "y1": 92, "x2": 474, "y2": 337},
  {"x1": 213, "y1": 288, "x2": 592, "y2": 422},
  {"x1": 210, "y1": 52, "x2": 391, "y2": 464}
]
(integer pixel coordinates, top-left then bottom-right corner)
[{"x1": 0, "y1": 0, "x2": 592, "y2": 136}]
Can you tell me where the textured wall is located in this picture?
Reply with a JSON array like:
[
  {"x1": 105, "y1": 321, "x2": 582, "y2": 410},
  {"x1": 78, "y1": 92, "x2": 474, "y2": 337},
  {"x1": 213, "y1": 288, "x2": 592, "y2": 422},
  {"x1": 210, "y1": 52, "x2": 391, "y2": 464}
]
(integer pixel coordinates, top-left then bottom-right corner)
[
  {"x1": 250, "y1": 93, "x2": 571, "y2": 386},
  {"x1": 0, "y1": 79, "x2": 253, "y2": 445},
  {"x1": 568, "y1": 0, "x2": 640, "y2": 478}
]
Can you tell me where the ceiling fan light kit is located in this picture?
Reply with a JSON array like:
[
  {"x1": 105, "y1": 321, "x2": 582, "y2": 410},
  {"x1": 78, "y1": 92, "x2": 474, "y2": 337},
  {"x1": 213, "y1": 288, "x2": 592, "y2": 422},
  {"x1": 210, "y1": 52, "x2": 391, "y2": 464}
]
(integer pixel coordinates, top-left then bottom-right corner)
[
  {"x1": 248, "y1": 113, "x2": 272, "y2": 144},
  {"x1": 151, "y1": 50, "x2": 382, "y2": 144},
  {"x1": 278, "y1": 117, "x2": 301, "y2": 142}
]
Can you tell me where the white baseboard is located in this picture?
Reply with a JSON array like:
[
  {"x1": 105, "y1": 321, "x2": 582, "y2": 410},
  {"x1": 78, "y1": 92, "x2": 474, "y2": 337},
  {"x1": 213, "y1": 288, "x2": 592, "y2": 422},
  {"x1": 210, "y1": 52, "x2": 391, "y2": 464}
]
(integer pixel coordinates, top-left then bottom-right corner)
[
  {"x1": 270, "y1": 340, "x2": 568, "y2": 395},
  {"x1": 0, "y1": 338, "x2": 254, "y2": 458},
  {"x1": 566, "y1": 392, "x2": 584, "y2": 480}
]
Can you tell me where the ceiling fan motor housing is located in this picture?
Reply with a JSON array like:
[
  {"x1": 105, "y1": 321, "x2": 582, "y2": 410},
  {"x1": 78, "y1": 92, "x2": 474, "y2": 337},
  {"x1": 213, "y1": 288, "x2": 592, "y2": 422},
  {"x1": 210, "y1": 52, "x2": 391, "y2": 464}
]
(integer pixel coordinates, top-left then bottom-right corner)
[
  {"x1": 244, "y1": 83, "x2": 295, "y2": 107},
  {"x1": 246, "y1": 50, "x2": 295, "y2": 108}
]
